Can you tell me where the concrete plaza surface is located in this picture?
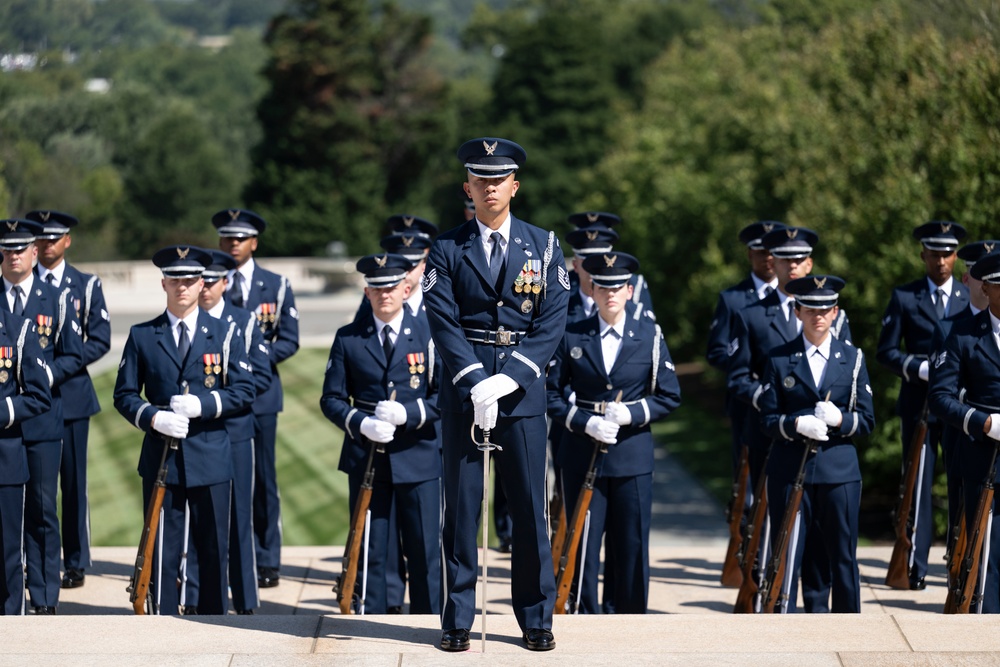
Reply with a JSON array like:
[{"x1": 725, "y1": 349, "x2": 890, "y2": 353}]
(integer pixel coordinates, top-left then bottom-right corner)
[{"x1": 1, "y1": 544, "x2": 997, "y2": 666}]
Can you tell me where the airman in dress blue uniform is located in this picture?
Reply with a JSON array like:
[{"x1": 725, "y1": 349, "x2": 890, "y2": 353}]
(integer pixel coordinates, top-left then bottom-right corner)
[
  {"x1": 728, "y1": 227, "x2": 851, "y2": 612},
  {"x1": 931, "y1": 241, "x2": 996, "y2": 561},
  {"x1": 707, "y1": 221, "x2": 782, "y2": 473},
  {"x1": 424, "y1": 137, "x2": 570, "y2": 652},
  {"x1": 27, "y1": 210, "x2": 111, "y2": 592},
  {"x1": 181, "y1": 250, "x2": 273, "y2": 615},
  {"x1": 546, "y1": 252, "x2": 680, "y2": 613},
  {"x1": 877, "y1": 221, "x2": 968, "y2": 590},
  {"x1": 928, "y1": 250, "x2": 1000, "y2": 612},
  {"x1": 113, "y1": 246, "x2": 255, "y2": 615},
  {"x1": 0, "y1": 219, "x2": 85, "y2": 614},
  {"x1": 565, "y1": 212, "x2": 655, "y2": 318},
  {"x1": 321, "y1": 253, "x2": 442, "y2": 614},
  {"x1": 758, "y1": 275, "x2": 875, "y2": 613},
  {"x1": 213, "y1": 209, "x2": 300, "y2": 589},
  {"x1": 0, "y1": 286, "x2": 52, "y2": 615},
  {"x1": 354, "y1": 226, "x2": 437, "y2": 612}
]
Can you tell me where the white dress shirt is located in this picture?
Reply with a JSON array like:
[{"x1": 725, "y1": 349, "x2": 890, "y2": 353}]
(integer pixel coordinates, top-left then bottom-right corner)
[
  {"x1": 804, "y1": 332, "x2": 833, "y2": 391},
  {"x1": 599, "y1": 314, "x2": 626, "y2": 376}
]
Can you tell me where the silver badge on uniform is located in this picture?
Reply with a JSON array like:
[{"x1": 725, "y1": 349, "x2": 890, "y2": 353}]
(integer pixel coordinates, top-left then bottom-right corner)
[
  {"x1": 521, "y1": 299, "x2": 533, "y2": 314},
  {"x1": 410, "y1": 375, "x2": 421, "y2": 389},
  {"x1": 783, "y1": 376, "x2": 795, "y2": 389},
  {"x1": 570, "y1": 346, "x2": 583, "y2": 359}
]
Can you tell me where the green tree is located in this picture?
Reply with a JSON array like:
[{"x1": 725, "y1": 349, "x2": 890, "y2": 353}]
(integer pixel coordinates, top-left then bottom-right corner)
[{"x1": 245, "y1": 0, "x2": 452, "y2": 256}]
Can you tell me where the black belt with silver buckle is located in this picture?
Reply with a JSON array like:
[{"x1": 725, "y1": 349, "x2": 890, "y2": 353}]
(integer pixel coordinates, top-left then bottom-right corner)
[
  {"x1": 576, "y1": 398, "x2": 638, "y2": 415},
  {"x1": 463, "y1": 327, "x2": 527, "y2": 346}
]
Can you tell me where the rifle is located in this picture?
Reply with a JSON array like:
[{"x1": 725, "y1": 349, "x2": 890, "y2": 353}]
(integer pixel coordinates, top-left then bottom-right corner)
[
  {"x1": 549, "y1": 484, "x2": 567, "y2": 575},
  {"x1": 885, "y1": 401, "x2": 930, "y2": 589},
  {"x1": 128, "y1": 381, "x2": 188, "y2": 615},
  {"x1": 760, "y1": 437, "x2": 819, "y2": 613},
  {"x1": 554, "y1": 436, "x2": 606, "y2": 614},
  {"x1": 720, "y1": 444, "x2": 750, "y2": 588},
  {"x1": 333, "y1": 390, "x2": 394, "y2": 614},
  {"x1": 943, "y1": 498, "x2": 967, "y2": 614},
  {"x1": 733, "y1": 445, "x2": 772, "y2": 613},
  {"x1": 953, "y1": 440, "x2": 1000, "y2": 613}
]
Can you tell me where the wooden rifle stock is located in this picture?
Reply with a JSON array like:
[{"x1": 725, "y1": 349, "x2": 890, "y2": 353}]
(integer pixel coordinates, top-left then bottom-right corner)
[
  {"x1": 885, "y1": 401, "x2": 930, "y2": 589},
  {"x1": 335, "y1": 438, "x2": 378, "y2": 615},
  {"x1": 733, "y1": 446, "x2": 772, "y2": 613},
  {"x1": 954, "y1": 441, "x2": 1000, "y2": 613},
  {"x1": 550, "y1": 482, "x2": 568, "y2": 576},
  {"x1": 760, "y1": 439, "x2": 818, "y2": 613},
  {"x1": 129, "y1": 383, "x2": 187, "y2": 615},
  {"x1": 554, "y1": 439, "x2": 605, "y2": 614},
  {"x1": 128, "y1": 435, "x2": 176, "y2": 615},
  {"x1": 721, "y1": 444, "x2": 750, "y2": 588},
  {"x1": 943, "y1": 501, "x2": 967, "y2": 614}
]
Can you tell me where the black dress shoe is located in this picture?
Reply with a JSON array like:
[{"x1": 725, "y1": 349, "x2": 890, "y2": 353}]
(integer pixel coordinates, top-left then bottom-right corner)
[
  {"x1": 440, "y1": 628, "x2": 470, "y2": 652},
  {"x1": 258, "y1": 567, "x2": 280, "y2": 588},
  {"x1": 910, "y1": 577, "x2": 927, "y2": 591},
  {"x1": 60, "y1": 568, "x2": 85, "y2": 589},
  {"x1": 236, "y1": 609, "x2": 254, "y2": 615},
  {"x1": 498, "y1": 536, "x2": 513, "y2": 554},
  {"x1": 387, "y1": 605, "x2": 402, "y2": 614},
  {"x1": 181, "y1": 605, "x2": 198, "y2": 615},
  {"x1": 523, "y1": 628, "x2": 555, "y2": 651},
  {"x1": 32, "y1": 606, "x2": 56, "y2": 615}
]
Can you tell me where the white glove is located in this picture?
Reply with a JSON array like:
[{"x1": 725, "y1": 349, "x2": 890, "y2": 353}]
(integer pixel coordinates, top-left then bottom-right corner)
[
  {"x1": 918, "y1": 360, "x2": 929, "y2": 382},
  {"x1": 474, "y1": 401, "x2": 499, "y2": 431},
  {"x1": 374, "y1": 400, "x2": 407, "y2": 426},
  {"x1": 988, "y1": 414, "x2": 1000, "y2": 441},
  {"x1": 470, "y1": 374, "x2": 519, "y2": 407},
  {"x1": 152, "y1": 412, "x2": 189, "y2": 439},
  {"x1": 585, "y1": 416, "x2": 620, "y2": 444},
  {"x1": 814, "y1": 401, "x2": 843, "y2": 427},
  {"x1": 568, "y1": 391, "x2": 576, "y2": 405},
  {"x1": 603, "y1": 402, "x2": 632, "y2": 426},
  {"x1": 170, "y1": 394, "x2": 202, "y2": 419},
  {"x1": 795, "y1": 414, "x2": 829, "y2": 442},
  {"x1": 360, "y1": 417, "x2": 396, "y2": 443}
]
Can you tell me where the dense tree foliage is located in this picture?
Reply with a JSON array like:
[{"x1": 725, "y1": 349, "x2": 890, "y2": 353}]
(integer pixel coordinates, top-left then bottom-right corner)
[{"x1": 245, "y1": 0, "x2": 452, "y2": 256}]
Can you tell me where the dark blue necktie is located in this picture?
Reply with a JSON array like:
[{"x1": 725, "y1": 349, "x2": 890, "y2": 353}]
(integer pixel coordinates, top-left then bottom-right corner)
[
  {"x1": 489, "y1": 232, "x2": 504, "y2": 287},
  {"x1": 177, "y1": 321, "x2": 190, "y2": 362},
  {"x1": 382, "y1": 327, "x2": 394, "y2": 363},
  {"x1": 231, "y1": 272, "x2": 245, "y2": 308},
  {"x1": 11, "y1": 286, "x2": 23, "y2": 317},
  {"x1": 934, "y1": 288, "x2": 946, "y2": 319}
]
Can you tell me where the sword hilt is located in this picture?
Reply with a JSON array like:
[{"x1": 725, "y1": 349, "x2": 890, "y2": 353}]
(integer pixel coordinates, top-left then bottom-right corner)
[{"x1": 471, "y1": 424, "x2": 502, "y2": 452}]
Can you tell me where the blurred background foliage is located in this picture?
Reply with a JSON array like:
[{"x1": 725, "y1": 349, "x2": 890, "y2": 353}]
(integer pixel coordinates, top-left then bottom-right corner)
[{"x1": 3, "y1": 0, "x2": 1000, "y2": 538}]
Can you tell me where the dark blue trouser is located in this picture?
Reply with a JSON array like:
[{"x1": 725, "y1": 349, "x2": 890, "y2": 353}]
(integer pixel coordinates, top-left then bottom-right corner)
[
  {"x1": 0, "y1": 484, "x2": 25, "y2": 615},
  {"x1": 766, "y1": 478, "x2": 861, "y2": 613},
  {"x1": 253, "y1": 413, "x2": 281, "y2": 571},
  {"x1": 562, "y1": 466, "x2": 652, "y2": 614},
  {"x1": 441, "y1": 413, "x2": 554, "y2": 632},
  {"x1": 142, "y1": 478, "x2": 231, "y2": 615},
  {"x1": 25, "y1": 439, "x2": 61, "y2": 608},
  {"x1": 60, "y1": 418, "x2": 91, "y2": 573}
]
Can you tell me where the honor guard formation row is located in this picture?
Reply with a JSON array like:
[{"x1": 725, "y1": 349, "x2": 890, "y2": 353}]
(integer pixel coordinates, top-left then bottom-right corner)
[{"x1": 0, "y1": 135, "x2": 995, "y2": 658}]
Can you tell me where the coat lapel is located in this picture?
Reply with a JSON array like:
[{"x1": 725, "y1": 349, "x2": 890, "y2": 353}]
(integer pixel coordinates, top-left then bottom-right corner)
[
  {"x1": 500, "y1": 219, "x2": 533, "y2": 296},
  {"x1": 974, "y1": 322, "x2": 1000, "y2": 372},
  {"x1": 916, "y1": 285, "x2": 938, "y2": 322},
  {"x1": 788, "y1": 340, "x2": 818, "y2": 398},
  {"x1": 819, "y1": 340, "x2": 848, "y2": 397},
  {"x1": 155, "y1": 314, "x2": 182, "y2": 369},
  {"x1": 458, "y1": 221, "x2": 494, "y2": 291},
  {"x1": 609, "y1": 325, "x2": 643, "y2": 376},
  {"x1": 948, "y1": 283, "x2": 969, "y2": 318},
  {"x1": 583, "y1": 320, "x2": 607, "y2": 379},
  {"x1": 363, "y1": 315, "x2": 388, "y2": 369},
  {"x1": 184, "y1": 312, "x2": 215, "y2": 377}
]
